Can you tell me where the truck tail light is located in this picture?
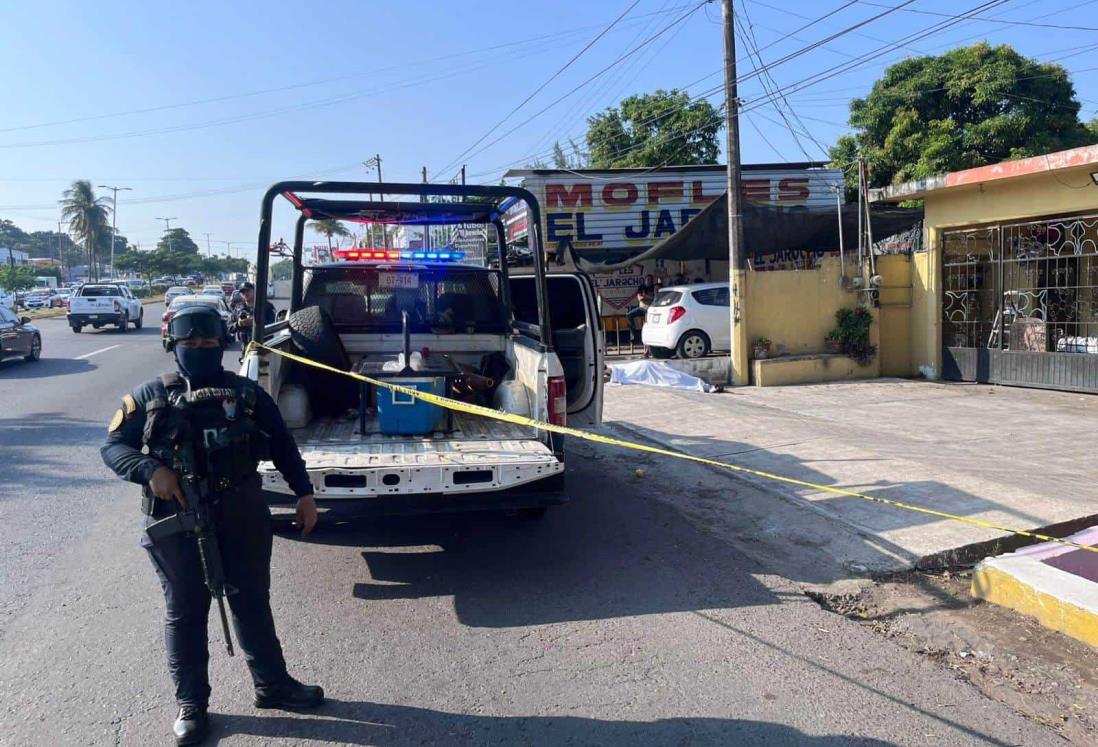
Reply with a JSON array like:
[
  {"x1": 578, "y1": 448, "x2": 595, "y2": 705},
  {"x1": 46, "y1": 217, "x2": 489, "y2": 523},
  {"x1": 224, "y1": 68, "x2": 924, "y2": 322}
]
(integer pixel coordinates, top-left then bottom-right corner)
[
  {"x1": 668, "y1": 305, "x2": 686, "y2": 323},
  {"x1": 113, "y1": 299, "x2": 121, "y2": 313},
  {"x1": 548, "y1": 376, "x2": 567, "y2": 427}
]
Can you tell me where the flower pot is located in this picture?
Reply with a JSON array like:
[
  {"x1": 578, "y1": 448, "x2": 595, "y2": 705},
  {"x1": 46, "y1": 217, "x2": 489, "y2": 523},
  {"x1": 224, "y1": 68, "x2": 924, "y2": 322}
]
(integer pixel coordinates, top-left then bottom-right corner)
[
  {"x1": 825, "y1": 339, "x2": 843, "y2": 354},
  {"x1": 753, "y1": 346, "x2": 770, "y2": 360}
]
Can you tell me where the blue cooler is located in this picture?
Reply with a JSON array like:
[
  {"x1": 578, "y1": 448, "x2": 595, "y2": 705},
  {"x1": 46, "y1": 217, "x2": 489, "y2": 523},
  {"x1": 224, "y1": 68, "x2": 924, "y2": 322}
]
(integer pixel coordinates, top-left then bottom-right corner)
[{"x1": 377, "y1": 377, "x2": 447, "y2": 435}]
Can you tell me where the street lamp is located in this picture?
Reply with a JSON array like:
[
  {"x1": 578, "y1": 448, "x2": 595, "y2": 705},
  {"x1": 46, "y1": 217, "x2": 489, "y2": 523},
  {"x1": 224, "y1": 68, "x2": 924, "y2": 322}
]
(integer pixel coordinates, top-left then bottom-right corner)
[{"x1": 98, "y1": 185, "x2": 132, "y2": 279}]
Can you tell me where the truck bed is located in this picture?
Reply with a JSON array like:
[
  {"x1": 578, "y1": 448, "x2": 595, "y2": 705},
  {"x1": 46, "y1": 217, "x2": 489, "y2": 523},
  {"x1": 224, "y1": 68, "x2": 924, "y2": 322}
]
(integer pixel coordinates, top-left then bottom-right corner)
[{"x1": 260, "y1": 412, "x2": 562, "y2": 498}]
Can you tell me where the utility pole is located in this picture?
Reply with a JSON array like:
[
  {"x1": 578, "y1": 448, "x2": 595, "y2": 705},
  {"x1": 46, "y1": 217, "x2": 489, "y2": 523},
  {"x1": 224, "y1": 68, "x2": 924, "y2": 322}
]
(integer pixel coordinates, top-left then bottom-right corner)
[
  {"x1": 421, "y1": 166, "x2": 431, "y2": 249},
  {"x1": 98, "y1": 184, "x2": 132, "y2": 279},
  {"x1": 722, "y1": 0, "x2": 748, "y2": 386},
  {"x1": 157, "y1": 216, "x2": 177, "y2": 253},
  {"x1": 203, "y1": 232, "x2": 212, "y2": 258},
  {"x1": 363, "y1": 154, "x2": 389, "y2": 248},
  {"x1": 460, "y1": 164, "x2": 466, "y2": 185},
  {"x1": 57, "y1": 220, "x2": 65, "y2": 281}
]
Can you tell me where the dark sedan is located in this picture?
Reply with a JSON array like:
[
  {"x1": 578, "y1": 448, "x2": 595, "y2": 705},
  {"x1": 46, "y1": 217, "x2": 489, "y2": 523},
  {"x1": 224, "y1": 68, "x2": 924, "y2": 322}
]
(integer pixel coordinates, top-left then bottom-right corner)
[{"x1": 0, "y1": 306, "x2": 41, "y2": 364}]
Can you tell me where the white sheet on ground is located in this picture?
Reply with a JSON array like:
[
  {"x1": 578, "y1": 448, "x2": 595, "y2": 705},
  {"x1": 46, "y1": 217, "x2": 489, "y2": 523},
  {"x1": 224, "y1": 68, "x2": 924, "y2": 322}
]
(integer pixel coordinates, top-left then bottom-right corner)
[{"x1": 609, "y1": 359, "x2": 718, "y2": 393}]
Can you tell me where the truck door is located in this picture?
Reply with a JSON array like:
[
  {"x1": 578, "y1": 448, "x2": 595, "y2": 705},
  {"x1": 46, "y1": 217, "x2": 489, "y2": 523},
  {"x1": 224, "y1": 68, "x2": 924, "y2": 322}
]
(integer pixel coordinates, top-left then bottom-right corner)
[{"x1": 509, "y1": 273, "x2": 603, "y2": 426}]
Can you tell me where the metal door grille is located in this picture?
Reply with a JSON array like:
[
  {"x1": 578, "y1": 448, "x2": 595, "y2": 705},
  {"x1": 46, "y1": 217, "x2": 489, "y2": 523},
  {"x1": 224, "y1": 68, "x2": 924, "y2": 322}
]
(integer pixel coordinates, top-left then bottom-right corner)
[{"x1": 941, "y1": 213, "x2": 1098, "y2": 393}]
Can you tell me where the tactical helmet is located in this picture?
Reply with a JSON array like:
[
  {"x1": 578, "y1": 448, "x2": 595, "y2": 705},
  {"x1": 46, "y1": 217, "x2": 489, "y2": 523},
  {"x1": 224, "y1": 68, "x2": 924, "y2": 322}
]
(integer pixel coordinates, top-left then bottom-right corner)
[{"x1": 165, "y1": 305, "x2": 230, "y2": 351}]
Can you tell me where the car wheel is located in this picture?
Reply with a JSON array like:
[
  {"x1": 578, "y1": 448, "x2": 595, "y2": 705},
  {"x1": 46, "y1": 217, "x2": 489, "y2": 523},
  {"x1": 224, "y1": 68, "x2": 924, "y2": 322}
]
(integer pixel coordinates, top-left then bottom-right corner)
[
  {"x1": 676, "y1": 330, "x2": 710, "y2": 359},
  {"x1": 134, "y1": 310, "x2": 143, "y2": 329},
  {"x1": 117, "y1": 313, "x2": 129, "y2": 332},
  {"x1": 71, "y1": 324, "x2": 82, "y2": 333},
  {"x1": 25, "y1": 334, "x2": 41, "y2": 361}
]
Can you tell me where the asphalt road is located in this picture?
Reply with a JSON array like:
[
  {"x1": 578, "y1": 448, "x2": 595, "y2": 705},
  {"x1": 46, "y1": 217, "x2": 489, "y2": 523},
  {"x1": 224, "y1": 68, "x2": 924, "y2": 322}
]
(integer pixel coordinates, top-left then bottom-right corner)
[{"x1": 0, "y1": 316, "x2": 1056, "y2": 746}]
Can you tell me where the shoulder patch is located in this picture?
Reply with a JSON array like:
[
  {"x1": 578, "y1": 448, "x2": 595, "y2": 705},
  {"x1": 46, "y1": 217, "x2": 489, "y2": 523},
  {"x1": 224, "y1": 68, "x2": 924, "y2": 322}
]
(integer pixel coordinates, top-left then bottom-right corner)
[
  {"x1": 122, "y1": 393, "x2": 138, "y2": 416},
  {"x1": 108, "y1": 408, "x2": 125, "y2": 433}
]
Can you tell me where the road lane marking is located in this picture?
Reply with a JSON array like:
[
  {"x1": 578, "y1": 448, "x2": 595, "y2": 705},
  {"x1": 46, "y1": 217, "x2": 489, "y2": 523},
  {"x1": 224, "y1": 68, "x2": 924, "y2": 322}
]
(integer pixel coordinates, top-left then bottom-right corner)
[{"x1": 75, "y1": 345, "x2": 121, "y2": 360}]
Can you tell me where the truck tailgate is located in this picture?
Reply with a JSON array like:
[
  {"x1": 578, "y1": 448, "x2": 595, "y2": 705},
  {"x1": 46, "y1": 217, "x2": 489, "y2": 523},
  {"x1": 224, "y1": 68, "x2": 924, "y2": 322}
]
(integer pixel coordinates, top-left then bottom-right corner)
[
  {"x1": 259, "y1": 413, "x2": 562, "y2": 498},
  {"x1": 70, "y1": 298, "x2": 118, "y2": 313}
]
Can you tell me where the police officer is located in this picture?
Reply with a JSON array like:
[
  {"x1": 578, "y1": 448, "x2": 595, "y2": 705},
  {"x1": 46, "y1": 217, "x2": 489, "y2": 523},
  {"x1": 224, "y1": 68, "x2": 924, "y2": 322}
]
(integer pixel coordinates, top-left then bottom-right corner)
[
  {"x1": 101, "y1": 305, "x2": 323, "y2": 745},
  {"x1": 228, "y1": 281, "x2": 276, "y2": 346}
]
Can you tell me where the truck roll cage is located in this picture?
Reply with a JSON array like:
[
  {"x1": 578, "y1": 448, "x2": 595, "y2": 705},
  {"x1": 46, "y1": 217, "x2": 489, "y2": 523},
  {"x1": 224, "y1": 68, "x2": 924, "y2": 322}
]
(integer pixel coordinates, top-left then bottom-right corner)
[{"x1": 252, "y1": 181, "x2": 552, "y2": 349}]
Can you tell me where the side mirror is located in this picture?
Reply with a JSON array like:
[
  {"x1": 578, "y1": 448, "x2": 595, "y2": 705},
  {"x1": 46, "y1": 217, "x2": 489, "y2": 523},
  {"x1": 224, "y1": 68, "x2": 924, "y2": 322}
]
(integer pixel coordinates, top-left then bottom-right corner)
[
  {"x1": 276, "y1": 309, "x2": 289, "y2": 321},
  {"x1": 20, "y1": 316, "x2": 31, "y2": 325}
]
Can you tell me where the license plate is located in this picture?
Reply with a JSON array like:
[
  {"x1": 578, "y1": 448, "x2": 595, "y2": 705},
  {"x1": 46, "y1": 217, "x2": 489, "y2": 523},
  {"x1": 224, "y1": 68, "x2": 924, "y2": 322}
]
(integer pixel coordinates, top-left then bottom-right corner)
[
  {"x1": 649, "y1": 313, "x2": 660, "y2": 324},
  {"x1": 378, "y1": 272, "x2": 418, "y2": 290},
  {"x1": 88, "y1": 315, "x2": 98, "y2": 319}
]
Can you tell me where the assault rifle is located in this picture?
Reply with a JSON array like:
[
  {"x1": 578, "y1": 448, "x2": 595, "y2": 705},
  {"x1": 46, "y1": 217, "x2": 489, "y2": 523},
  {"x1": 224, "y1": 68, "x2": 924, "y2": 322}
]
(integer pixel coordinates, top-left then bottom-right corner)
[{"x1": 145, "y1": 442, "x2": 236, "y2": 656}]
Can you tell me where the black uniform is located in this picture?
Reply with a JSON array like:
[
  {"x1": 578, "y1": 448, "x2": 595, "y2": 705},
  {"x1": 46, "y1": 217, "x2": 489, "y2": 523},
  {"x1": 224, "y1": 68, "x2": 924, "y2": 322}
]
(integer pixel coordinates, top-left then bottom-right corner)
[
  {"x1": 228, "y1": 299, "x2": 276, "y2": 344},
  {"x1": 101, "y1": 370, "x2": 313, "y2": 708}
]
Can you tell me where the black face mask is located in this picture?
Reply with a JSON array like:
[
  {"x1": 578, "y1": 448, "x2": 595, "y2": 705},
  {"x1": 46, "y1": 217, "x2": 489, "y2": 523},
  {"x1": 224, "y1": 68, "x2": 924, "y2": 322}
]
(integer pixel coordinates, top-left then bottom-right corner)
[{"x1": 175, "y1": 345, "x2": 224, "y2": 384}]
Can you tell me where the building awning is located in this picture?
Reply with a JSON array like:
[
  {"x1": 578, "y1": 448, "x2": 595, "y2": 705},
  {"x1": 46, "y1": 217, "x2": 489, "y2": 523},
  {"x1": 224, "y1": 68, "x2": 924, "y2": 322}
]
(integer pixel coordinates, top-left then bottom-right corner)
[{"x1": 566, "y1": 191, "x2": 923, "y2": 272}]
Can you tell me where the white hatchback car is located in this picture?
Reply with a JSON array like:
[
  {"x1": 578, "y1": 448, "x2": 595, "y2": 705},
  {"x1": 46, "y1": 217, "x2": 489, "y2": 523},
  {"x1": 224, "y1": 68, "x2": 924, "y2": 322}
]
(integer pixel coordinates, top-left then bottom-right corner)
[{"x1": 641, "y1": 282, "x2": 730, "y2": 359}]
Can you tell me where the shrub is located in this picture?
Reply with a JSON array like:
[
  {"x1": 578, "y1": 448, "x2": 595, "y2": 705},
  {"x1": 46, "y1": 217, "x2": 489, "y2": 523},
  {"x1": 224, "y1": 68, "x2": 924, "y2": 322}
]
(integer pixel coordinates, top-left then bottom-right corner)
[{"x1": 835, "y1": 306, "x2": 876, "y2": 364}]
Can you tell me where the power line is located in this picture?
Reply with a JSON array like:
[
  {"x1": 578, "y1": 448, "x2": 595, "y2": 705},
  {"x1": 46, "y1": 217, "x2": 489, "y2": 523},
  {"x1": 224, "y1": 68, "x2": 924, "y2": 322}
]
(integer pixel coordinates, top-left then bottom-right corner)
[
  {"x1": 736, "y1": 4, "x2": 830, "y2": 158},
  {"x1": 528, "y1": 0, "x2": 685, "y2": 162},
  {"x1": 0, "y1": 37, "x2": 596, "y2": 149},
  {"x1": 463, "y1": 0, "x2": 887, "y2": 176},
  {"x1": 737, "y1": 0, "x2": 1016, "y2": 118},
  {"x1": 433, "y1": 0, "x2": 641, "y2": 178},
  {"x1": 0, "y1": 6, "x2": 696, "y2": 135},
  {"x1": 477, "y1": 0, "x2": 1044, "y2": 181},
  {"x1": 435, "y1": 1, "x2": 710, "y2": 175},
  {"x1": 0, "y1": 162, "x2": 363, "y2": 211},
  {"x1": 855, "y1": 0, "x2": 1098, "y2": 31}
]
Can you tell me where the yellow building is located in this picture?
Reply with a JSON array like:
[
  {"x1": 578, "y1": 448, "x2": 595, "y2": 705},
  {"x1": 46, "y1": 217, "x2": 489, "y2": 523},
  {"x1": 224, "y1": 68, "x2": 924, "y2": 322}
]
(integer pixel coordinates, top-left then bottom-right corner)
[{"x1": 871, "y1": 145, "x2": 1098, "y2": 394}]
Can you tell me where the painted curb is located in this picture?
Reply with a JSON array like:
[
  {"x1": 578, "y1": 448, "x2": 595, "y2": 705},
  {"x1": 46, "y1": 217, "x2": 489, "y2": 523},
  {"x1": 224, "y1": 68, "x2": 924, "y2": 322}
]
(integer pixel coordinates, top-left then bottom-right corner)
[{"x1": 972, "y1": 555, "x2": 1098, "y2": 648}]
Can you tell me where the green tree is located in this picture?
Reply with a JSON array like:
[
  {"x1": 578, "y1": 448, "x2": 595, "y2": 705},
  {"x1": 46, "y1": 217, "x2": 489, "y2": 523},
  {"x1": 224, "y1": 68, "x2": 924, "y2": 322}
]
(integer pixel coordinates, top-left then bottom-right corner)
[
  {"x1": 59, "y1": 180, "x2": 112, "y2": 281},
  {"x1": 586, "y1": 89, "x2": 721, "y2": 168},
  {"x1": 152, "y1": 228, "x2": 202, "y2": 277},
  {"x1": 0, "y1": 265, "x2": 39, "y2": 291},
  {"x1": 271, "y1": 258, "x2": 293, "y2": 281},
  {"x1": 114, "y1": 248, "x2": 161, "y2": 284},
  {"x1": 830, "y1": 43, "x2": 1098, "y2": 195},
  {"x1": 156, "y1": 228, "x2": 201, "y2": 256},
  {"x1": 310, "y1": 219, "x2": 351, "y2": 251},
  {"x1": 551, "y1": 138, "x2": 587, "y2": 169}
]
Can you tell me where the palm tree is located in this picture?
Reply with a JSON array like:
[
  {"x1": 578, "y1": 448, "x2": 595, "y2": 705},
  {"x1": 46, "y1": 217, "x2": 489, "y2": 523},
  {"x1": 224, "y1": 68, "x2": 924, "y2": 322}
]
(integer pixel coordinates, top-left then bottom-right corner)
[
  {"x1": 310, "y1": 219, "x2": 351, "y2": 253},
  {"x1": 59, "y1": 180, "x2": 111, "y2": 281}
]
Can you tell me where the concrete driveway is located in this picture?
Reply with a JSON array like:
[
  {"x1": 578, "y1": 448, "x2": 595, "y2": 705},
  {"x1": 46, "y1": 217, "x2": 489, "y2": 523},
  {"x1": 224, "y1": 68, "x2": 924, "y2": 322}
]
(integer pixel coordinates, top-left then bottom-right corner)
[{"x1": 606, "y1": 377, "x2": 1098, "y2": 572}]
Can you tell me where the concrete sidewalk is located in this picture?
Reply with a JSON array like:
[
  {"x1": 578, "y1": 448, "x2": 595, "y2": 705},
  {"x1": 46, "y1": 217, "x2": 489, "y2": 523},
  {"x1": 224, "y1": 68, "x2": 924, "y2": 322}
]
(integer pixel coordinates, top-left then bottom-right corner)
[{"x1": 604, "y1": 377, "x2": 1098, "y2": 572}]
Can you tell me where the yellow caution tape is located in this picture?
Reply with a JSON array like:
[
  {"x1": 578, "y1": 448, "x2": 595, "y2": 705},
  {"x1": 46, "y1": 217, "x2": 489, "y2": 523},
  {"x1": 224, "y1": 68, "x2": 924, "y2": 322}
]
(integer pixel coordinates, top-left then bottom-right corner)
[{"x1": 247, "y1": 341, "x2": 1098, "y2": 557}]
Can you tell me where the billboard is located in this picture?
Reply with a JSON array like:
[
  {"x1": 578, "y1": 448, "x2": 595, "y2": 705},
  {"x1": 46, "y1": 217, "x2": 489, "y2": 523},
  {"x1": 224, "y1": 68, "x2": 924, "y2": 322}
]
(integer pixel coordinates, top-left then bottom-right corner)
[{"x1": 506, "y1": 165, "x2": 843, "y2": 260}]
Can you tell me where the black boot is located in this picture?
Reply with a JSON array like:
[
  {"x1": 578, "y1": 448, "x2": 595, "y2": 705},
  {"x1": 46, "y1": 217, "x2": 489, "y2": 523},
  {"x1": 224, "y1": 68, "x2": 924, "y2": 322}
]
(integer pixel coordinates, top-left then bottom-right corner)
[
  {"x1": 254, "y1": 677, "x2": 325, "y2": 710},
  {"x1": 173, "y1": 705, "x2": 208, "y2": 746}
]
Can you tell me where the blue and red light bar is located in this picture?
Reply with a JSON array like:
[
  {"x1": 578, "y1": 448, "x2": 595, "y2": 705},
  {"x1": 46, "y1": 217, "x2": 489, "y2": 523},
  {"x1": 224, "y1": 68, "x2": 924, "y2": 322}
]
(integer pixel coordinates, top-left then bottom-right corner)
[{"x1": 332, "y1": 248, "x2": 465, "y2": 262}]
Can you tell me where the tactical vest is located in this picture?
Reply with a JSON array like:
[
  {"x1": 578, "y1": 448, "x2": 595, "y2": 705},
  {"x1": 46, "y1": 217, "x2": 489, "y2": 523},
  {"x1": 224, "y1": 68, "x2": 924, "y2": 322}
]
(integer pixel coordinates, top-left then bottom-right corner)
[{"x1": 142, "y1": 371, "x2": 271, "y2": 494}]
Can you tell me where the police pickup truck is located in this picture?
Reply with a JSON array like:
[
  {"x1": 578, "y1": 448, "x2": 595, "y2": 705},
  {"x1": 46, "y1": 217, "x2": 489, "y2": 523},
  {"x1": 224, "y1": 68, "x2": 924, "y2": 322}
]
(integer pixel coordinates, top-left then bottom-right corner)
[
  {"x1": 240, "y1": 181, "x2": 603, "y2": 519},
  {"x1": 67, "y1": 283, "x2": 144, "y2": 333}
]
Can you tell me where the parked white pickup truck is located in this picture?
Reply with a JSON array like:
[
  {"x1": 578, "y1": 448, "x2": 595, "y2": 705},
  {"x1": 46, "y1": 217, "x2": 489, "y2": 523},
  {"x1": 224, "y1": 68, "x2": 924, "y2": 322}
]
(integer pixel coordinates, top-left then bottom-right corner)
[
  {"x1": 241, "y1": 181, "x2": 603, "y2": 520},
  {"x1": 67, "y1": 283, "x2": 144, "y2": 333}
]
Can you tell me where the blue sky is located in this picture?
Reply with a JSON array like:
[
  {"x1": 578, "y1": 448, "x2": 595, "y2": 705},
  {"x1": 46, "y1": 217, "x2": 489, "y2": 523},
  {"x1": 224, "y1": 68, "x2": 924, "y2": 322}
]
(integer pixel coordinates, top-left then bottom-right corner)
[{"x1": 1, "y1": 0, "x2": 1096, "y2": 256}]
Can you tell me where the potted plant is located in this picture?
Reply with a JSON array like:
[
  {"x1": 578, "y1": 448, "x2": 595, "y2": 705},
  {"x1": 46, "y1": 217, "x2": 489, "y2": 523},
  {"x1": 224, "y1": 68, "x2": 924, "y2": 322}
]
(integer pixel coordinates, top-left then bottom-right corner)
[
  {"x1": 825, "y1": 330, "x2": 843, "y2": 353},
  {"x1": 752, "y1": 337, "x2": 772, "y2": 359},
  {"x1": 834, "y1": 306, "x2": 877, "y2": 365}
]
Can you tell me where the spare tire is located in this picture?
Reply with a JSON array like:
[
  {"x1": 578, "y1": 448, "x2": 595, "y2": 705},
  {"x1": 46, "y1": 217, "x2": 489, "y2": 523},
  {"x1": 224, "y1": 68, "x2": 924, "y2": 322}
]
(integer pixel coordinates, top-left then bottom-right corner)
[{"x1": 287, "y1": 306, "x2": 358, "y2": 417}]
